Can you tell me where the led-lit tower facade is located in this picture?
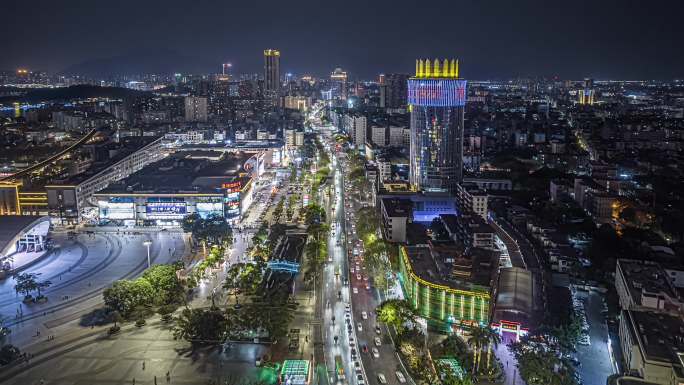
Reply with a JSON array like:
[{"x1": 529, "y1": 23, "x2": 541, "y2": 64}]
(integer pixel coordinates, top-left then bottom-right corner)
[
  {"x1": 578, "y1": 78, "x2": 595, "y2": 105},
  {"x1": 408, "y1": 58, "x2": 466, "y2": 194},
  {"x1": 264, "y1": 49, "x2": 281, "y2": 97}
]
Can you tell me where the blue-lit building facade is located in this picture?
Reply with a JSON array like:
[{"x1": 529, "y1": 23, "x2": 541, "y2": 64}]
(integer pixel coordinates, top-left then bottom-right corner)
[
  {"x1": 408, "y1": 59, "x2": 466, "y2": 195},
  {"x1": 93, "y1": 152, "x2": 256, "y2": 226}
]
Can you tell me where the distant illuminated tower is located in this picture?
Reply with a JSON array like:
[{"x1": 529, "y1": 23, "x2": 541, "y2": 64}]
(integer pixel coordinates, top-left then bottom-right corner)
[
  {"x1": 578, "y1": 78, "x2": 595, "y2": 105},
  {"x1": 263, "y1": 49, "x2": 281, "y2": 97},
  {"x1": 408, "y1": 58, "x2": 466, "y2": 194},
  {"x1": 330, "y1": 67, "x2": 348, "y2": 100}
]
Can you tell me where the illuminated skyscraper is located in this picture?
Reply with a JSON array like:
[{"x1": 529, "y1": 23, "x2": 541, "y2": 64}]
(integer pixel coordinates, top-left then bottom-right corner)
[
  {"x1": 578, "y1": 78, "x2": 595, "y2": 105},
  {"x1": 263, "y1": 49, "x2": 281, "y2": 97},
  {"x1": 408, "y1": 58, "x2": 466, "y2": 194},
  {"x1": 330, "y1": 67, "x2": 348, "y2": 100}
]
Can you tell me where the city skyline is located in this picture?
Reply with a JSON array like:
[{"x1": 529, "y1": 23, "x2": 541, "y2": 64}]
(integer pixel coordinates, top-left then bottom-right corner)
[
  {"x1": 2, "y1": 0, "x2": 684, "y2": 80},
  {"x1": 1, "y1": 2, "x2": 684, "y2": 385}
]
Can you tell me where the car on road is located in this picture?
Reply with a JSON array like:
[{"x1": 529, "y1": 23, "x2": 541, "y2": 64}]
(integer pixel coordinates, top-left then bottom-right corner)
[
  {"x1": 357, "y1": 374, "x2": 365, "y2": 385},
  {"x1": 375, "y1": 325, "x2": 381, "y2": 334},
  {"x1": 374, "y1": 337, "x2": 381, "y2": 346},
  {"x1": 357, "y1": 322, "x2": 362, "y2": 331},
  {"x1": 395, "y1": 371, "x2": 406, "y2": 383},
  {"x1": 372, "y1": 347, "x2": 379, "y2": 358},
  {"x1": 377, "y1": 374, "x2": 387, "y2": 385},
  {"x1": 353, "y1": 287, "x2": 358, "y2": 294},
  {"x1": 354, "y1": 361, "x2": 362, "y2": 373},
  {"x1": 361, "y1": 311, "x2": 367, "y2": 319}
]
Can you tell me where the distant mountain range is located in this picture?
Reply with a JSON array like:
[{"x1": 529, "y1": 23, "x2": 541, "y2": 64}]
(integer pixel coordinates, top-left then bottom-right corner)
[
  {"x1": 60, "y1": 48, "x2": 217, "y2": 77},
  {"x1": 0, "y1": 85, "x2": 150, "y2": 104}
]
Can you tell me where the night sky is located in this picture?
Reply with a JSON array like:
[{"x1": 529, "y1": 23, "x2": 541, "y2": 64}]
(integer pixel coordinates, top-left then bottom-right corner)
[{"x1": 3, "y1": 0, "x2": 683, "y2": 80}]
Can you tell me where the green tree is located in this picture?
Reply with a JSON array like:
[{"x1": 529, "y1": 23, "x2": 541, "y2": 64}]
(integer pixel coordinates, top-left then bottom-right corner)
[
  {"x1": 35, "y1": 278, "x2": 52, "y2": 299},
  {"x1": 173, "y1": 308, "x2": 229, "y2": 345},
  {"x1": 303, "y1": 204, "x2": 326, "y2": 226},
  {"x1": 223, "y1": 263, "x2": 264, "y2": 306},
  {"x1": 377, "y1": 299, "x2": 417, "y2": 331},
  {"x1": 142, "y1": 264, "x2": 183, "y2": 305},
  {"x1": 239, "y1": 299, "x2": 297, "y2": 342},
  {"x1": 110, "y1": 310, "x2": 123, "y2": 328},
  {"x1": 0, "y1": 345, "x2": 21, "y2": 365},
  {"x1": 181, "y1": 212, "x2": 201, "y2": 233},
  {"x1": 466, "y1": 326, "x2": 493, "y2": 374},
  {"x1": 14, "y1": 272, "x2": 39, "y2": 299},
  {"x1": 103, "y1": 279, "x2": 154, "y2": 317},
  {"x1": 551, "y1": 313, "x2": 582, "y2": 352},
  {"x1": 509, "y1": 336, "x2": 576, "y2": 385}
]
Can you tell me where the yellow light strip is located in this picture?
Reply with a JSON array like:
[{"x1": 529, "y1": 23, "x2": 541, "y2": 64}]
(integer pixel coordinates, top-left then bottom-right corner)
[
  {"x1": 400, "y1": 247, "x2": 489, "y2": 299},
  {"x1": 441, "y1": 290, "x2": 445, "y2": 320}
]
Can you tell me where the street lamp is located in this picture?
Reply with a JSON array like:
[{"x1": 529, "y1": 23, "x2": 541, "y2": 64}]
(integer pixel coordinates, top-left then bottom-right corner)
[{"x1": 143, "y1": 240, "x2": 152, "y2": 268}]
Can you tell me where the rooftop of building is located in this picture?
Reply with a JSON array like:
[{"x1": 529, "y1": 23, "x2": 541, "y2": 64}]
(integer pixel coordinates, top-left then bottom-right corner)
[
  {"x1": 624, "y1": 309, "x2": 684, "y2": 373},
  {"x1": 458, "y1": 182, "x2": 487, "y2": 196},
  {"x1": 50, "y1": 136, "x2": 161, "y2": 186},
  {"x1": 493, "y1": 267, "x2": 534, "y2": 325},
  {"x1": 440, "y1": 213, "x2": 494, "y2": 235},
  {"x1": 403, "y1": 242, "x2": 497, "y2": 293},
  {"x1": 96, "y1": 151, "x2": 253, "y2": 195},
  {"x1": 382, "y1": 198, "x2": 413, "y2": 218},
  {"x1": 617, "y1": 259, "x2": 680, "y2": 302}
]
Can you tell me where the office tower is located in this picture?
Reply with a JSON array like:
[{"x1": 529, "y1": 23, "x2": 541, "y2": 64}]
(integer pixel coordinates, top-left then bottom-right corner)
[
  {"x1": 408, "y1": 58, "x2": 466, "y2": 194},
  {"x1": 264, "y1": 49, "x2": 281, "y2": 97},
  {"x1": 330, "y1": 67, "x2": 348, "y2": 100},
  {"x1": 184, "y1": 96, "x2": 208, "y2": 122},
  {"x1": 578, "y1": 78, "x2": 595, "y2": 105},
  {"x1": 380, "y1": 73, "x2": 409, "y2": 109}
]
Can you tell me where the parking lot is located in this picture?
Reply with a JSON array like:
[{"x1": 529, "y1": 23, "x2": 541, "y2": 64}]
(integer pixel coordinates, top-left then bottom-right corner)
[{"x1": 571, "y1": 287, "x2": 616, "y2": 385}]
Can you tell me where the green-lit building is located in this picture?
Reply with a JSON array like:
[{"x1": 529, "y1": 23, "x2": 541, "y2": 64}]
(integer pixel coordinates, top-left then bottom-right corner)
[{"x1": 398, "y1": 242, "x2": 498, "y2": 330}]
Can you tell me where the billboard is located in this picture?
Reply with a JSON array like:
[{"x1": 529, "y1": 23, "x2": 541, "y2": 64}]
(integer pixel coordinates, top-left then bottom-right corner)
[
  {"x1": 146, "y1": 198, "x2": 187, "y2": 218},
  {"x1": 196, "y1": 196, "x2": 224, "y2": 219},
  {"x1": 98, "y1": 198, "x2": 135, "y2": 220}
]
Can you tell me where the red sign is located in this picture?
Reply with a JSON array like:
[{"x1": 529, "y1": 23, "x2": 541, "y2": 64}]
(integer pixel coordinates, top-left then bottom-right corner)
[{"x1": 222, "y1": 181, "x2": 241, "y2": 192}]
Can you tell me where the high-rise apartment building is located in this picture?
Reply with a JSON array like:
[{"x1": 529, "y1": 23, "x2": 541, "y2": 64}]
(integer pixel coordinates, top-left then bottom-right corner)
[
  {"x1": 380, "y1": 73, "x2": 409, "y2": 109},
  {"x1": 408, "y1": 58, "x2": 466, "y2": 194},
  {"x1": 343, "y1": 113, "x2": 367, "y2": 147},
  {"x1": 264, "y1": 49, "x2": 281, "y2": 97},
  {"x1": 184, "y1": 96, "x2": 208, "y2": 122},
  {"x1": 330, "y1": 68, "x2": 348, "y2": 100}
]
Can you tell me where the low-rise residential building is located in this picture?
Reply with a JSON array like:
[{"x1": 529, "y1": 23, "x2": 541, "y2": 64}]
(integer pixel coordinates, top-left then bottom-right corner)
[
  {"x1": 615, "y1": 259, "x2": 684, "y2": 315},
  {"x1": 619, "y1": 309, "x2": 684, "y2": 385},
  {"x1": 456, "y1": 183, "x2": 488, "y2": 219},
  {"x1": 380, "y1": 197, "x2": 412, "y2": 243},
  {"x1": 440, "y1": 213, "x2": 496, "y2": 250}
]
